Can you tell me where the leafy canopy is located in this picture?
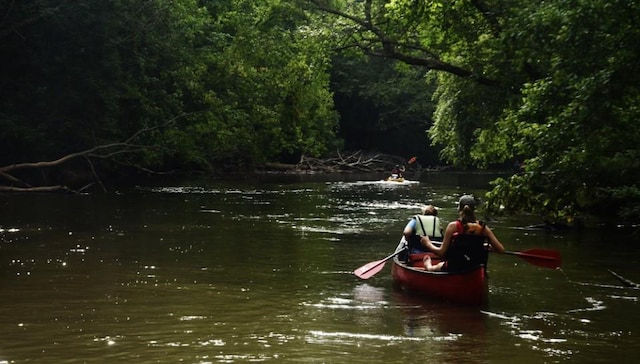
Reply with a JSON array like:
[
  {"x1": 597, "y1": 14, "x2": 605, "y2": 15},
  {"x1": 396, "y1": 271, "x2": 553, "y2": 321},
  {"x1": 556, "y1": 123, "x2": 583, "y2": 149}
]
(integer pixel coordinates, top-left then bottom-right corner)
[{"x1": 308, "y1": 0, "x2": 640, "y2": 223}]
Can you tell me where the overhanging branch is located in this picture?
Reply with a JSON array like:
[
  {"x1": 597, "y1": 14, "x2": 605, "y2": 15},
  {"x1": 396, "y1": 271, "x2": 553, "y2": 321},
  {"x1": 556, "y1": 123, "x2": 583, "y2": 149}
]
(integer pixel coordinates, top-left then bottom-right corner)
[{"x1": 309, "y1": 0, "x2": 504, "y2": 88}]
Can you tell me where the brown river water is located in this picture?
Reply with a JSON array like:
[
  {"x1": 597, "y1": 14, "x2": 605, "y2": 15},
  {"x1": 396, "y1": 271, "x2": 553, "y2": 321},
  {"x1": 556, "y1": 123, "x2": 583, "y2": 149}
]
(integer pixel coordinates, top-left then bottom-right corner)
[{"x1": 0, "y1": 172, "x2": 638, "y2": 363}]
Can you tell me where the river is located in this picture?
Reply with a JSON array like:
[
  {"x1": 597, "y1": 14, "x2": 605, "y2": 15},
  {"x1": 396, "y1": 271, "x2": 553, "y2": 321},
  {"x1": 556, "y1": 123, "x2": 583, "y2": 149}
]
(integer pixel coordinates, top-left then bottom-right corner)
[{"x1": 0, "y1": 172, "x2": 638, "y2": 363}]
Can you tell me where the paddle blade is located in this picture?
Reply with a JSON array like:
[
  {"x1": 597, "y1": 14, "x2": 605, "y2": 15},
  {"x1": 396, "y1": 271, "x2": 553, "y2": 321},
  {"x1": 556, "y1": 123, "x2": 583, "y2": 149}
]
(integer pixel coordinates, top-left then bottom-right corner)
[
  {"x1": 354, "y1": 259, "x2": 387, "y2": 279},
  {"x1": 408, "y1": 156, "x2": 417, "y2": 164},
  {"x1": 509, "y1": 249, "x2": 562, "y2": 269},
  {"x1": 354, "y1": 247, "x2": 407, "y2": 279}
]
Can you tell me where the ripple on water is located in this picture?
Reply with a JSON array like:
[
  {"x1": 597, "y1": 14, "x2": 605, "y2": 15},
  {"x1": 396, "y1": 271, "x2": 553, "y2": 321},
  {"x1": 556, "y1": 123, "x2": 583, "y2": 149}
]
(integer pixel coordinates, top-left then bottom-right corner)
[{"x1": 307, "y1": 330, "x2": 427, "y2": 343}]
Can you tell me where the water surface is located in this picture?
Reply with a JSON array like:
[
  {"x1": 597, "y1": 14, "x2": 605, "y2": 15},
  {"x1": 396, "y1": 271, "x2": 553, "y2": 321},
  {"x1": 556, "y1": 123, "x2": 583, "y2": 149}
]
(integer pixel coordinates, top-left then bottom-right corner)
[{"x1": 1, "y1": 173, "x2": 638, "y2": 363}]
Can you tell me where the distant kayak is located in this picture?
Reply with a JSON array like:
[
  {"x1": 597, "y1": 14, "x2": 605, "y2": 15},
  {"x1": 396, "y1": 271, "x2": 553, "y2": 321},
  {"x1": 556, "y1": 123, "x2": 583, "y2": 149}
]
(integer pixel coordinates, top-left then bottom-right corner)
[
  {"x1": 384, "y1": 175, "x2": 405, "y2": 183},
  {"x1": 382, "y1": 176, "x2": 418, "y2": 185}
]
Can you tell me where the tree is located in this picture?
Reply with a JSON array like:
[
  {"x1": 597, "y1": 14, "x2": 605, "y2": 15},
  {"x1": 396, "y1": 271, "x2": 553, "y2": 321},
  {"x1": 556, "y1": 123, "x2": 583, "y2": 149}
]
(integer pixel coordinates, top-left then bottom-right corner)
[
  {"x1": 176, "y1": 0, "x2": 340, "y2": 167},
  {"x1": 0, "y1": 0, "x2": 341, "y2": 190},
  {"x1": 307, "y1": 0, "x2": 640, "y2": 224},
  {"x1": 483, "y1": 0, "x2": 640, "y2": 224}
]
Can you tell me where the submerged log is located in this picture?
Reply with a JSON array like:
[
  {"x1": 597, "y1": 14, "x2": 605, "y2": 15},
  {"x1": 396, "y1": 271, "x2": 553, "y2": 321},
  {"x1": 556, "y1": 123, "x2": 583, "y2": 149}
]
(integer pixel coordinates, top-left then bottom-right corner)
[{"x1": 608, "y1": 269, "x2": 640, "y2": 288}]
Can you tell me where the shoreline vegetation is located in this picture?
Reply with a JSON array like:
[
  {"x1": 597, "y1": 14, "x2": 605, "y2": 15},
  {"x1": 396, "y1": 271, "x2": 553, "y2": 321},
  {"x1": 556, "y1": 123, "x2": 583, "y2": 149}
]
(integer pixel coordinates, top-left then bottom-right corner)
[
  {"x1": 0, "y1": 147, "x2": 512, "y2": 194},
  {"x1": 0, "y1": 149, "x2": 422, "y2": 193}
]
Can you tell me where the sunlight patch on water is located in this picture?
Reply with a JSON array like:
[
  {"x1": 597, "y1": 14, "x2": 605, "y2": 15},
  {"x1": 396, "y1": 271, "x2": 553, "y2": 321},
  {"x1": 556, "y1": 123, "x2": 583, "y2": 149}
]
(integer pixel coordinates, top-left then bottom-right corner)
[
  {"x1": 483, "y1": 307, "x2": 606, "y2": 361},
  {"x1": 302, "y1": 292, "x2": 389, "y2": 311},
  {"x1": 94, "y1": 335, "x2": 119, "y2": 346},
  {"x1": 338, "y1": 200, "x2": 423, "y2": 212},
  {"x1": 302, "y1": 301, "x2": 380, "y2": 311},
  {"x1": 212, "y1": 353, "x2": 276, "y2": 363},
  {"x1": 283, "y1": 214, "x2": 393, "y2": 235},
  {"x1": 318, "y1": 270, "x2": 354, "y2": 275},
  {"x1": 567, "y1": 296, "x2": 606, "y2": 313},
  {"x1": 307, "y1": 330, "x2": 426, "y2": 342},
  {"x1": 147, "y1": 333, "x2": 285, "y2": 362},
  {"x1": 296, "y1": 225, "x2": 360, "y2": 235},
  {"x1": 232, "y1": 213, "x2": 376, "y2": 235},
  {"x1": 572, "y1": 281, "x2": 632, "y2": 290},
  {"x1": 328, "y1": 180, "x2": 420, "y2": 190},
  {"x1": 609, "y1": 294, "x2": 638, "y2": 301},
  {"x1": 517, "y1": 330, "x2": 567, "y2": 343},
  {"x1": 352, "y1": 284, "x2": 386, "y2": 303},
  {"x1": 534, "y1": 346, "x2": 575, "y2": 357},
  {"x1": 481, "y1": 310, "x2": 517, "y2": 320},
  {"x1": 517, "y1": 331, "x2": 540, "y2": 340},
  {"x1": 148, "y1": 186, "x2": 320, "y2": 196},
  {"x1": 198, "y1": 339, "x2": 225, "y2": 346},
  {"x1": 69, "y1": 244, "x2": 89, "y2": 254},
  {"x1": 149, "y1": 186, "x2": 222, "y2": 194},
  {"x1": 250, "y1": 332, "x2": 296, "y2": 346},
  {"x1": 179, "y1": 315, "x2": 208, "y2": 321}
]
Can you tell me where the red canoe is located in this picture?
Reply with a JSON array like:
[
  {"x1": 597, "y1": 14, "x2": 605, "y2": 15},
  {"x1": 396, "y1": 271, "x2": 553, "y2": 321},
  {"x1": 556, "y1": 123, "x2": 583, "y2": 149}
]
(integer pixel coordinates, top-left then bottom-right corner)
[{"x1": 391, "y1": 252, "x2": 488, "y2": 306}]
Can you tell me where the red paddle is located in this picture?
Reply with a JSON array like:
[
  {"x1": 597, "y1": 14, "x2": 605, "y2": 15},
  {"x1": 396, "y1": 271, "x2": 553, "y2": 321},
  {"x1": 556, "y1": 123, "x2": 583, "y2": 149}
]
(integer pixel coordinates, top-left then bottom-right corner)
[
  {"x1": 354, "y1": 248, "x2": 407, "y2": 279},
  {"x1": 427, "y1": 240, "x2": 562, "y2": 269},
  {"x1": 505, "y1": 249, "x2": 562, "y2": 269},
  {"x1": 354, "y1": 246, "x2": 561, "y2": 280}
]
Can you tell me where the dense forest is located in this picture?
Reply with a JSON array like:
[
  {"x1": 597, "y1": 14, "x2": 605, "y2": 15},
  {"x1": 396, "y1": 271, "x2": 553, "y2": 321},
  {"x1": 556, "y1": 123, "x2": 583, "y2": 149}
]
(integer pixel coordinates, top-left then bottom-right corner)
[{"x1": 1, "y1": 0, "x2": 639, "y2": 226}]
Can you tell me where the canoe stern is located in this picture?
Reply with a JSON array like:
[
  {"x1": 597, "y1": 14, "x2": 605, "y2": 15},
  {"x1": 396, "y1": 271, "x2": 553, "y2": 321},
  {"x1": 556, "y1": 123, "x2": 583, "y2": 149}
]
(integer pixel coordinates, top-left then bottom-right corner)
[{"x1": 391, "y1": 256, "x2": 488, "y2": 306}]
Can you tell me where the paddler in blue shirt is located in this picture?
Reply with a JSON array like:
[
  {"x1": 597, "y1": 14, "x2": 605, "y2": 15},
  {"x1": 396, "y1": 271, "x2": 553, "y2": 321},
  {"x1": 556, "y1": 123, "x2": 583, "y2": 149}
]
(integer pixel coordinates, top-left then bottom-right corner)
[{"x1": 402, "y1": 204, "x2": 444, "y2": 255}]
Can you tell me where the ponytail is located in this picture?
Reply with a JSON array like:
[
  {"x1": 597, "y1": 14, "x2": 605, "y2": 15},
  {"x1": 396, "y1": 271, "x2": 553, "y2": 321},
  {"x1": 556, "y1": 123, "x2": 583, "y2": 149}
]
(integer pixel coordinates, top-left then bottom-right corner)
[{"x1": 459, "y1": 205, "x2": 477, "y2": 225}]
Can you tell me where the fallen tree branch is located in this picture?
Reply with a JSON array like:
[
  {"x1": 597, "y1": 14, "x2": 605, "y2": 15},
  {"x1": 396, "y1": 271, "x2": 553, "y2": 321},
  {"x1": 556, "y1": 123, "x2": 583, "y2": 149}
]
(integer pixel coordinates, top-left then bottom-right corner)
[
  {"x1": 0, "y1": 114, "x2": 185, "y2": 192},
  {"x1": 0, "y1": 185, "x2": 73, "y2": 193},
  {"x1": 267, "y1": 150, "x2": 413, "y2": 174}
]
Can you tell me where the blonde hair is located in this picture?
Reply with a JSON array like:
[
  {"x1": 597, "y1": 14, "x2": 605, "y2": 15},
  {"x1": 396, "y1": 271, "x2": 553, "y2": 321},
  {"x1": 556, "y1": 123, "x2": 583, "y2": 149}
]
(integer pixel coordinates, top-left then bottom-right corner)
[{"x1": 422, "y1": 205, "x2": 437, "y2": 216}]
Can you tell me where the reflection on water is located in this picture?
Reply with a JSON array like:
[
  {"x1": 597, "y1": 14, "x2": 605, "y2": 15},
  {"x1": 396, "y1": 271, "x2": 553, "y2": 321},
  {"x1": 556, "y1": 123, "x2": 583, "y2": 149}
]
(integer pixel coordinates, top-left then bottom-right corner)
[
  {"x1": 1, "y1": 175, "x2": 640, "y2": 363},
  {"x1": 390, "y1": 291, "x2": 490, "y2": 363}
]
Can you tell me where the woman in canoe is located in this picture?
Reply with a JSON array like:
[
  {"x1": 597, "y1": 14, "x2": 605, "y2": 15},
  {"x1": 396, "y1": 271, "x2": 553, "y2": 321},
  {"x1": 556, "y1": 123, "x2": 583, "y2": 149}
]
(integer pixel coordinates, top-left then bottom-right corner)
[
  {"x1": 421, "y1": 195, "x2": 505, "y2": 272},
  {"x1": 402, "y1": 204, "x2": 444, "y2": 255}
]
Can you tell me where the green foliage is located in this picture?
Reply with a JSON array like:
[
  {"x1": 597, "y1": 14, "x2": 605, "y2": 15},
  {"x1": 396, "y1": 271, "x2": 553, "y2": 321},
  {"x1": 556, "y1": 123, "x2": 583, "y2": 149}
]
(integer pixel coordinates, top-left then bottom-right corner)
[
  {"x1": 429, "y1": 73, "x2": 512, "y2": 168},
  {"x1": 195, "y1": 0, "x2": 339, "y2": 165},
  {"x1": 4, "y1": 0, "x2": 640, "y2": 226},
  {"x1": 315, "y1": 0, "x2": 640, "y2": 224},
  {"x1": 488, "y1": 0, "x2": 640, "y2": 223},
  {"x1": 0, "y1": 0, "x2": 339, "y2": 174}
]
